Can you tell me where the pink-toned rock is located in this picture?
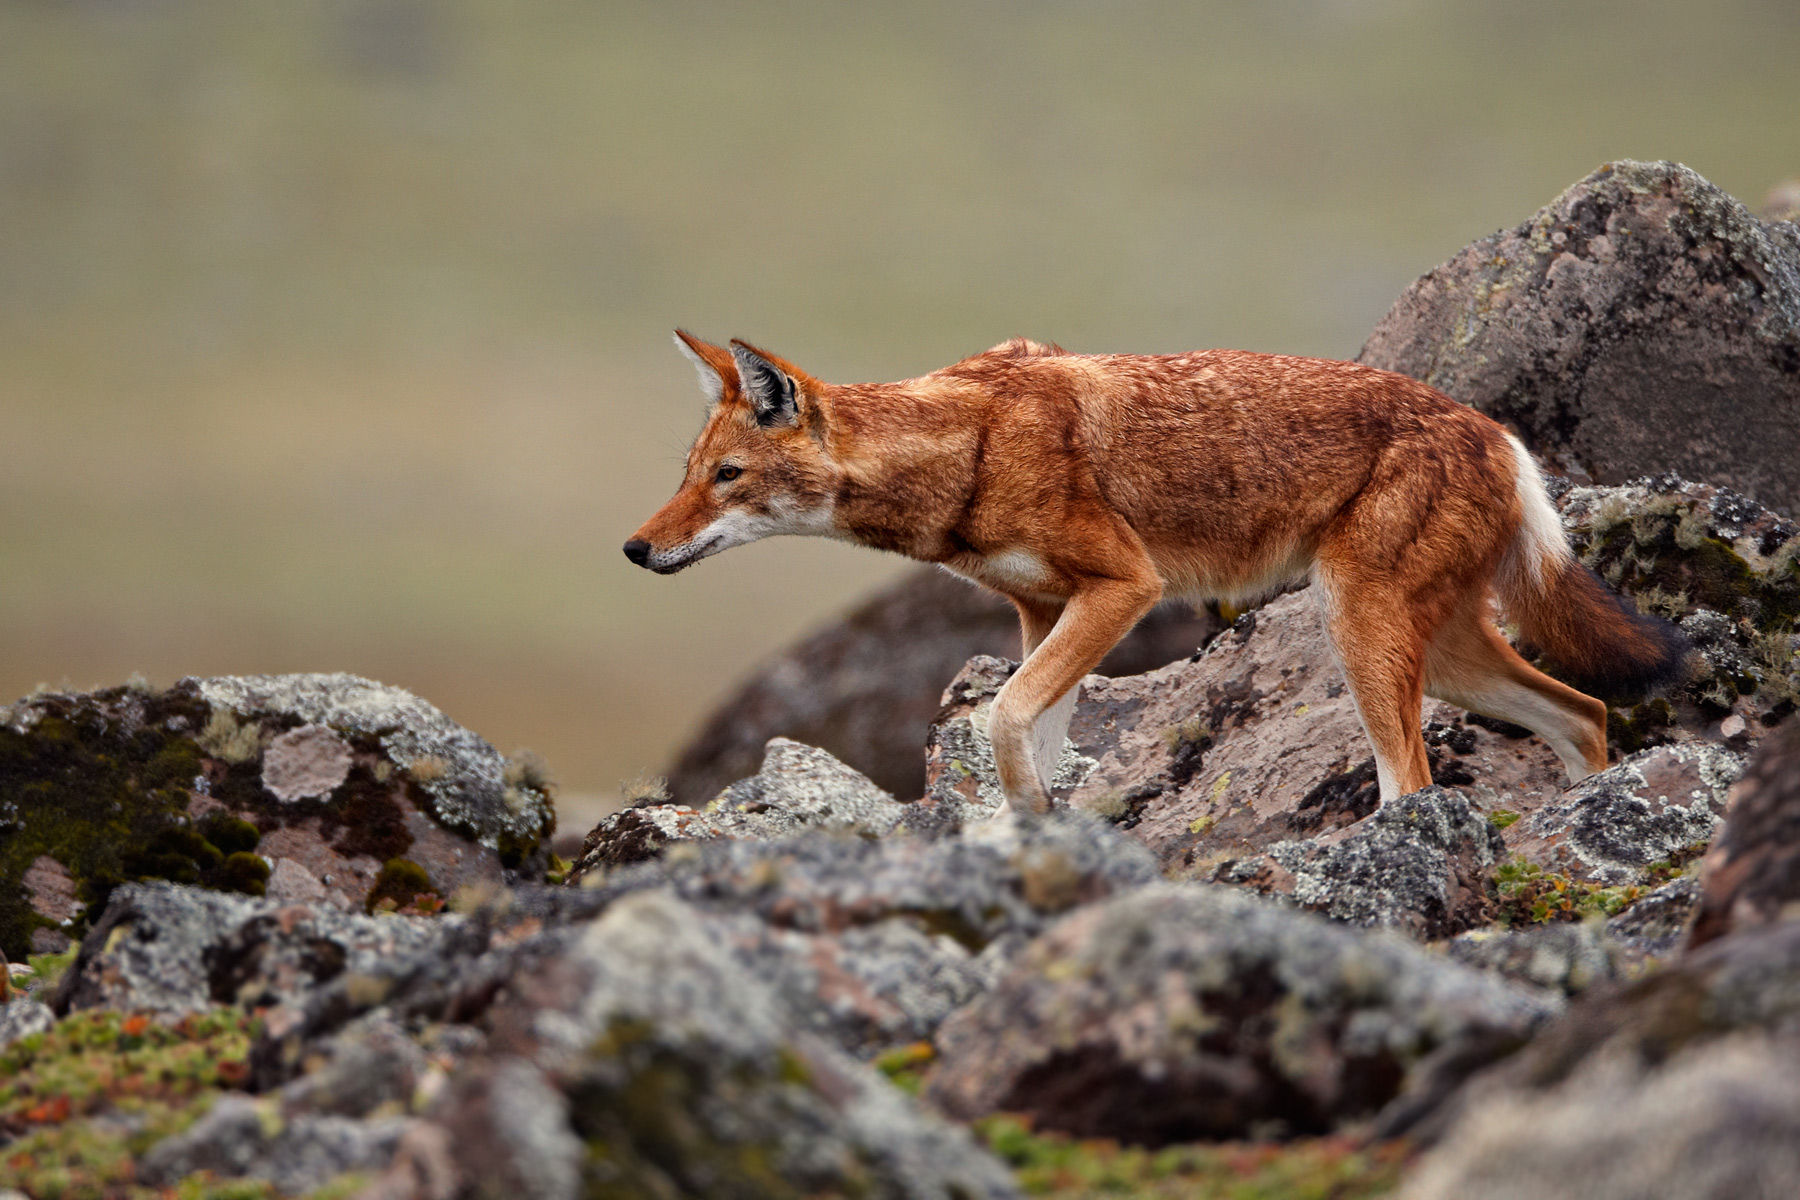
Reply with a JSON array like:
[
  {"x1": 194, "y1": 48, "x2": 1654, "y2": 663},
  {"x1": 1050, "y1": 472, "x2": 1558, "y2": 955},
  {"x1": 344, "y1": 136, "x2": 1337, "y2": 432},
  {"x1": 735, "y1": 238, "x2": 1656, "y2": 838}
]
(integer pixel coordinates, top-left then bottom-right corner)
[
  {"x1": 265, "y1": 857, "x2": 331, "y2": 905},
  {"x1": 22, "y1": 855, "x2": 82, "y2": 954},
  {"x1": 261, "y1": 724, "x2": 354, "y2": 802}
]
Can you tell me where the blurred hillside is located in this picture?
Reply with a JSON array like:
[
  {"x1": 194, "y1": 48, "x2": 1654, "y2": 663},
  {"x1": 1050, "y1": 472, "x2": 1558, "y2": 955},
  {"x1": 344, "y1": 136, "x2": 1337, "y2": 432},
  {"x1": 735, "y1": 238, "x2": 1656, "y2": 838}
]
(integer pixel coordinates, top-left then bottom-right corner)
[{"x1": 3, "y1": 0, "x2": 1797, "y2": 827}]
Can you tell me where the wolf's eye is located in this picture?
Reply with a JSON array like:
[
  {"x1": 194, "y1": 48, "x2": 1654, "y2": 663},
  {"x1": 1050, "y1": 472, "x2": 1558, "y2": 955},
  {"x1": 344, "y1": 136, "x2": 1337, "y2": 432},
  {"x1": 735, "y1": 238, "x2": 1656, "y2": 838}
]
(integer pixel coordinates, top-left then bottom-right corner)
[{"x1": 715, "y1": 464, "x2": 742, "y2": 483}]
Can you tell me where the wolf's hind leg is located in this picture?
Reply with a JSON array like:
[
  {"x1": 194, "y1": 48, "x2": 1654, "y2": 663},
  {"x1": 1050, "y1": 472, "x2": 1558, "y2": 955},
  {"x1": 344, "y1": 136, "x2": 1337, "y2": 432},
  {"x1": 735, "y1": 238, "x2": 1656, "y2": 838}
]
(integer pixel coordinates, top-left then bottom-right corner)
[{"x1": 1424, "y1": 602, "x2": 1608, "y2": 780}]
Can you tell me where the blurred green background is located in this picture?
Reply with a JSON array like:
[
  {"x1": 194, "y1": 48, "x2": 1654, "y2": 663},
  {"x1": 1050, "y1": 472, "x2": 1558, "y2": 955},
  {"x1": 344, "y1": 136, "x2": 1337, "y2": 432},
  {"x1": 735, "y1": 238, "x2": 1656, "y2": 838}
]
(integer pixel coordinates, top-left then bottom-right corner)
[{"x1": 4, "y1": 0, "x2": 1797, "y2": 829}]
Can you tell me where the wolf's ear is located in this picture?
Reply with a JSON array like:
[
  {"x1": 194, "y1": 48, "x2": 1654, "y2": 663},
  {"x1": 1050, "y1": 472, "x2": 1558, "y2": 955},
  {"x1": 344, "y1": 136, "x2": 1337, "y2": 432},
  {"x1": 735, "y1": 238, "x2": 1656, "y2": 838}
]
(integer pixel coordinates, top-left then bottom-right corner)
[
  {"x1": 672, "y1": 330, "x2": 737, "y2": 405},
  {"x1": 731, "y1": 341, "x2": 800, "y2": 428}
]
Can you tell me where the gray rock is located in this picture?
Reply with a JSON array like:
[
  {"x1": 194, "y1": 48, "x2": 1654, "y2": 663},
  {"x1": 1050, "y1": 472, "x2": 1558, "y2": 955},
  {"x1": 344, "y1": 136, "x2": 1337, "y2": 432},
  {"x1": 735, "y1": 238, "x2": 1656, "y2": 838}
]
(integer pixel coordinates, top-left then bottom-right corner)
[
  {"x1": 565, "y1": 802, "x2": 727, "y2": 872},
  {"x1": 666, "y1": 564, "x2": 1221, "y2": 805},
  {"x1": 138, "y1": 1093, "x2": 408, "y2": 1194},
  {"x1": 711, "y1": 737, "x2": 908, "y2": 836},
  {"x1": 1605, "y1": 874, "x2": 1701, "y2": 962},
  {"x1": 1241, "y1": 786, "x2": 1508, "y2": 938},
  {"x1": 0, "y1": 998, "x2": 56, "y2": 1049},
  {"x1": 590, "y1": 809, "x2": 1160, "y2": 957},
  {"x1": 54, "y1": 881, "x2": 456, "y2": 1019},
  {"x1": 1447, "y1": 923, "x2": 1617, "y2": 996},
  {"x1": 1394, "y1": 917, "x2": 1800, "y2": 1148},
  {"x1": 1403, "y1": 918, "x2": 1800, "y2": 1196},
  {"x1": 568, "y1": 739, "x2": 908, "y2": 877},
  {"x1": 1511, "y1": 744, "x2": 1742, "y2": 886},
  {"x1": 429, "y1": 891, "x2": 1019, "y2": 1200},
  {"x1": 925, "y1": 883, "x2": 1557, "y2": 1143},
  {"x1": 1400, "y1": 1034, "x2": 1800, "y2": 1200},
  {"x1": 1360, "y1": 159, "x2": 1800, "y2": 516},
  {"x1": 0, "y1": 675, "x2": 534, "y2": 961}
]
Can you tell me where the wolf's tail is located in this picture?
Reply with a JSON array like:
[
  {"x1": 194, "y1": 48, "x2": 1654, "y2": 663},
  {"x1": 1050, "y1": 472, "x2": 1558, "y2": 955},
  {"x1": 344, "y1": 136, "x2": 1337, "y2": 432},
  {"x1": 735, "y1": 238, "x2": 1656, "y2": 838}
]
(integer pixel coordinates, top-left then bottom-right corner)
[{"x1": 1493, "y1": 434, "x2": 1690, "y2": 695}]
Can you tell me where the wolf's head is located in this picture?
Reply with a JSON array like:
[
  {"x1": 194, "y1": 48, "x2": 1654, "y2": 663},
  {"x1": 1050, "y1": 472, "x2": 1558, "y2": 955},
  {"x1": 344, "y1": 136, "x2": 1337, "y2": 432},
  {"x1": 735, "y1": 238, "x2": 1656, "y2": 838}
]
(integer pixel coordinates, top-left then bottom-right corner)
[{"x1": 623, "y1": 333, "x2": 841, "y2": 573}]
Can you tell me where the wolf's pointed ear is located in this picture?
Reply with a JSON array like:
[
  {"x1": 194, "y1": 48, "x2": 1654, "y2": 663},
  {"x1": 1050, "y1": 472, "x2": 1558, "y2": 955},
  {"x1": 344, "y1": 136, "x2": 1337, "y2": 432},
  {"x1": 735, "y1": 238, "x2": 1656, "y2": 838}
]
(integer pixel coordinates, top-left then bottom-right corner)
[
  {"x1": 731, "y1": 341, "x2": 800, "y2": 428},
  {"x1": 672, "y1": 330, "x2": 737, "y2": 405}
]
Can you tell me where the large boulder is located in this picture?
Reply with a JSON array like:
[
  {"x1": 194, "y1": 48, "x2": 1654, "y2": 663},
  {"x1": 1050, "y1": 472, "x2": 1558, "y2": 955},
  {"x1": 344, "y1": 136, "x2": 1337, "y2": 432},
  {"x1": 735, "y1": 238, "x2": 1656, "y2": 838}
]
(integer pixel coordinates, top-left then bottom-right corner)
[
  {"x1": 1688, "y1": 720, "x2": 1800, "y2": 947},
  {"x1": 1396, "y1": 919, "x2": 1800, "y2": 1196},
  {"x1": 1398, "y1": 1035, "x2": 1800, "y2": 1200},
  {"x1": 665, "y1": 565, "x2": 1222, "y2": 805},
  {"x1": 1360, "y1": 160, "x2": 1800, "y2": 516},
  {"x1": 0, "y1": 674, "x2": 555, "y2": 959},
  {"x1": 924, "y1": 883, "x2": 1557, "y2": 1144}
]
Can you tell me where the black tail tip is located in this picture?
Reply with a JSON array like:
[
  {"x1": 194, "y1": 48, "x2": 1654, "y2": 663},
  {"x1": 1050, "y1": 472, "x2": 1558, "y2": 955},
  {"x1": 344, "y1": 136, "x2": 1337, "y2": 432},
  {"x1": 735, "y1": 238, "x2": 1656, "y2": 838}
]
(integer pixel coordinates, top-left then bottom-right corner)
[{"x1": 1562, "y1": 587, "x2": 1696, "y2": 700}]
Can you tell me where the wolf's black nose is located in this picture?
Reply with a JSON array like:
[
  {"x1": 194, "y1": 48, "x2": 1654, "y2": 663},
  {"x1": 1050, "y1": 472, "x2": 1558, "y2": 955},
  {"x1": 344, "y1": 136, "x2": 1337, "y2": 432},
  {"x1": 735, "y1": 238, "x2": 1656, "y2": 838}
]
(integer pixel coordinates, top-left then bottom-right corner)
[{"x1": 623, "y1": 538, "x2": 651, "y2": 567}]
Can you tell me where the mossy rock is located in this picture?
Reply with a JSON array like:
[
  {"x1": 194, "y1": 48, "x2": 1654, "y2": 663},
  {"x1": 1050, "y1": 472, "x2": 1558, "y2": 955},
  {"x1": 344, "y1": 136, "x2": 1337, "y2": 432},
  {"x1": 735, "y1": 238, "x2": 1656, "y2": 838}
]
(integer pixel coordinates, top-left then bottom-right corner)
[{"x1": 1, "y1": 675, "x2": 556, "y2": 960}]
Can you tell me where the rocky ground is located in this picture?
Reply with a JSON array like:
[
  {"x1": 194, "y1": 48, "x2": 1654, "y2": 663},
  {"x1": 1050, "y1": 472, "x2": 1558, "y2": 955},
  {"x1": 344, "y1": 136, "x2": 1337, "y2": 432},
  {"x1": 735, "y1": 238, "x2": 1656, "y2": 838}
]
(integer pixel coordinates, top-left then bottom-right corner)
[{"x1": 3, "y1": 159, "x2": 1798, "y2": 1199}]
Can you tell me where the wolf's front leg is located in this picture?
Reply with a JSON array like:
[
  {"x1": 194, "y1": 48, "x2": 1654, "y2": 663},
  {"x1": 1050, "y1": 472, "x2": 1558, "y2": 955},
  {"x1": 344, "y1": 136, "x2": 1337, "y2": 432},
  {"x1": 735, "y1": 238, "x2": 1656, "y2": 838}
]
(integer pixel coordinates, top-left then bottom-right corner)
[{"x1": 989, "y1": 574, "x2": 1160, "y2": 815}]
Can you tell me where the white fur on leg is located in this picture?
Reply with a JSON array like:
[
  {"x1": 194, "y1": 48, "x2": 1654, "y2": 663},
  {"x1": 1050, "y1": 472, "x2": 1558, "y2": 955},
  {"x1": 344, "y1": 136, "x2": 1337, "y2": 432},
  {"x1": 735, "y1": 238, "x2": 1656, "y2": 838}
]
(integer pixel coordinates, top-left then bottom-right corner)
[{"x1": 1031, "y1": 685, "x2": 1079, "y2": 797}]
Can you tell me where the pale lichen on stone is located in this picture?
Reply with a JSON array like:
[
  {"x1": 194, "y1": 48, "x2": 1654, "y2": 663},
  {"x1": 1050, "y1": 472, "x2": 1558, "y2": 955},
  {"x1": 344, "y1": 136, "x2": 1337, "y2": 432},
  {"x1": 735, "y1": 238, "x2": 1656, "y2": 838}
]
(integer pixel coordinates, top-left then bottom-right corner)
[{"x1": 196, "y1": 673, "x2": 552, "y2": 853}]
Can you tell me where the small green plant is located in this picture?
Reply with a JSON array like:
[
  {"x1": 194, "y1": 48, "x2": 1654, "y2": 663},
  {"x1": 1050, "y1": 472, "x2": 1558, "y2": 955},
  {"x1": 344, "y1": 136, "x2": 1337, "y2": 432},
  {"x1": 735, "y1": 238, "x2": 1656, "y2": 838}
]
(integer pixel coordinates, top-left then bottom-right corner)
[
  {"x1": 18, "y1": 946, "x2": 80, "y2": 990},
  {"x1": 872, "y1": 1041, "x2": 935, "y2": 1096},
  {"x1": 1487, "y1": 810, "x2": 1521, "y2": 830},
  {"x1": 1493, "y1": 848, "x2": 1702, "y2": 927},
  {"x1": 1161, "y1": 716, "x2": 1212, "y2": 754}
]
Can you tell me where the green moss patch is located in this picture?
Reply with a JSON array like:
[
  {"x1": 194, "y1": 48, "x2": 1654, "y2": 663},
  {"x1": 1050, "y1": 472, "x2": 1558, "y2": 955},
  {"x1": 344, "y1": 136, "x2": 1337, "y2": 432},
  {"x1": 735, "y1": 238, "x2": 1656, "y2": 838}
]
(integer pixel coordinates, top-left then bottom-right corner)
[
  {"x1": 363, "y1": 858, "x2": 441, "y2": 914},
  {"x1": 975, "y1": 1115, "x2": 1410, "y2": 1198},
  {"x1": 0, "y1": 1008, "x2": 261, "y2": 1197}
]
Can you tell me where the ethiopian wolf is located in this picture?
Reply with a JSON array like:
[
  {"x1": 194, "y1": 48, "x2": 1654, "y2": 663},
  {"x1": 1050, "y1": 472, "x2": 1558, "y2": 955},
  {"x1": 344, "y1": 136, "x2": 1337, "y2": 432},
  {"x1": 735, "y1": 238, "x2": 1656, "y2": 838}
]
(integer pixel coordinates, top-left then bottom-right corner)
[{"x1": 625, "y1": 332, "x2": 1686, "y2": 816}]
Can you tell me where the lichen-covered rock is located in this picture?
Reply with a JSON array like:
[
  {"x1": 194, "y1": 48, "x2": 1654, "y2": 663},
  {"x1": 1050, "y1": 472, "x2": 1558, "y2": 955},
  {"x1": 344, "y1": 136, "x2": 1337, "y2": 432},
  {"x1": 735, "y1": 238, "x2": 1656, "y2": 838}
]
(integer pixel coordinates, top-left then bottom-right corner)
[
  {"x1": 567, "y1": 801, "x2": 727, "y2": 872},
  {"x1": 1603, "y1": 874, "x2": 1701, "y2": 963},
  {"x1": 709, "y1": 914, "x2": 995, "y2": 1057},
  {"x1": 1558, "y1": 476, "x2": 1799, "y2": 723},
  {"x1": 0, "y1": 996, "x2": 55, "y2": 1050},
  {"x1": 1688, "y1": 720, "x2": 1800, "y2": 948},
  {"x1": 366, "y1": 890, "x2": 1020, "y2": 1200},
  {"x1": 963, "y1": 590, "x2": 1573, "y2": 875},
  {"x1": 1217, "y1": 787, "x2": 1508, "y2": 938},
  {"x1": 589, "y1": 810, "x2": 1159, "y2": 958},
  {"x1": 1399, "y1": 1034, "x2": 1800, "y2": 1200},
  {"x1": 666, "y1": 564, "x2": 1221, "y2": 805},
  {"x1": 54, "y1": 881, "x2": 457, "y2": 1019},
  {"x1": 922, "y1": 656, "x2": 1102, "y2": 819},
  {"x1": 1360, "y1": 160, "x2": 1800, "y2": 515},
  {"x1": 568, "y1": 739, "x2": 908, "y2": 877},
  {"x1": 1507, "y1": 743, "x2": 1742, "y2": 886},
  {"x1": 0, "y1": 675, "x2": 549, "y2": 957},
  {"x1": 194, "y1": 674, "x2": 555, "y2": 858},
  {"x1": 137, "y1": 1093, "x2": 409, "y2": 1195},
  {"x1": 1394, "y1": 916, "x2": 1800, "y2": 1149},
  {"x1": 924, "y1": 883, "x2": 1557, "y2": 1144},
  {"x1": 1447, "y1": 924, "x2": 1617, "y2": 996}
]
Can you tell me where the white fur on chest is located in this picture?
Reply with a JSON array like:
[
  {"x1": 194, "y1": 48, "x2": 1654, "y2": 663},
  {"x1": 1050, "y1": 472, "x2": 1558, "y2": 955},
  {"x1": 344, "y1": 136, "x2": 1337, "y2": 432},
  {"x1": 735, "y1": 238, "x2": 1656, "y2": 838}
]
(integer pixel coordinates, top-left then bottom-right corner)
[{"x1": 943, "y1": 547, "x2": 1055, "y2": 595}]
